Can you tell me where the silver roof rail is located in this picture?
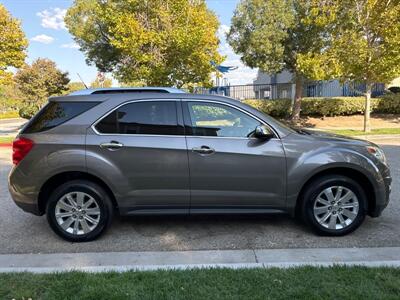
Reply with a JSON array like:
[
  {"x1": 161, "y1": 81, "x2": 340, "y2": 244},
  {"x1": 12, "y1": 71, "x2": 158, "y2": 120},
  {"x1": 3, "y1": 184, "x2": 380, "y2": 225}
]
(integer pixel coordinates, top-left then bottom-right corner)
[{"x1": 69, "y1": 87, "x2": 186, "y2": 96}]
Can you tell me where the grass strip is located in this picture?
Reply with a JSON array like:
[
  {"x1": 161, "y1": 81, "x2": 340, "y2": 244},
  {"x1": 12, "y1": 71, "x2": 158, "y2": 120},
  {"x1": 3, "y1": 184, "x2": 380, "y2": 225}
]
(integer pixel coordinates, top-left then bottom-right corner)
[
  {"x1": 1, "y1": 266, "x2": 400, "y2": 299},
  {"x1": 328, "y1": 128, "x2": 400, "y2": 136}
]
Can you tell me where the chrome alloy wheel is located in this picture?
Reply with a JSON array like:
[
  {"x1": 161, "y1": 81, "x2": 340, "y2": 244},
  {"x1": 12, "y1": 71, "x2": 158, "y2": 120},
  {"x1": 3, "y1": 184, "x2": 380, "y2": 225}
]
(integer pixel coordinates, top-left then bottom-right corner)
[
  {"x1": 313, "y1": 186, "x2": 359, "y2": 230},
  {"x1": 55, "y1": 192, "x2": 101, "y2": 235}
]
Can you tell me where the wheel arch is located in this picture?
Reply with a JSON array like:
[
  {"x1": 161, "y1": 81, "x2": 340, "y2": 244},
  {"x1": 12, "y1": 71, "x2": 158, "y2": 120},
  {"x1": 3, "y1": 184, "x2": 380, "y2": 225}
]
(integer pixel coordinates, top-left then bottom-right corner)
[
  {"x1": 38, "y1": 171, "x2": 118, "y2": 215},
  {"x1": 294, "y1": 167, "x2": 376, "y2": 217}
]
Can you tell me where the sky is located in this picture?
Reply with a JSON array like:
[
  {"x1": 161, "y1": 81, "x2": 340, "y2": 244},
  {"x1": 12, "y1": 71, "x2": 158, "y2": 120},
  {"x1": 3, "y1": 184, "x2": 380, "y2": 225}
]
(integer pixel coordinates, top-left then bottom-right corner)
[{"x1": 1, "y1": 0, "x2": 258, "y2": 86}]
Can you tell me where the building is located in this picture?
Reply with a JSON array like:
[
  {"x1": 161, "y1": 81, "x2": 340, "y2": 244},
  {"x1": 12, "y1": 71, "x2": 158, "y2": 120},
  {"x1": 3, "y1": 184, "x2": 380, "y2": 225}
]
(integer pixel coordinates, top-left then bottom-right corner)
[{"x1": 253, "y1": 70, "x2": 387, "y2": 99}]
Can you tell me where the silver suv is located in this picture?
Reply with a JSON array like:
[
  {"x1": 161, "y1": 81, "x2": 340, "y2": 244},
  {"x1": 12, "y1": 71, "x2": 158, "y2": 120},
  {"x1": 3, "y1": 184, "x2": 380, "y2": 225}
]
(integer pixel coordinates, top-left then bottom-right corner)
[{"x1": 8, "y1": 90, "x2": 392, "y2": 241}]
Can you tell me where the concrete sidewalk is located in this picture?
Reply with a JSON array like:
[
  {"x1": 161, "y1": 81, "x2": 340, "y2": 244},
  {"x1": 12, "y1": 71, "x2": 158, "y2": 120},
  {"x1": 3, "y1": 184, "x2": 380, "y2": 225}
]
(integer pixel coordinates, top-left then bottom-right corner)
[{"x1": 1, "y1": 247, "x2": 399, "y2": 273}]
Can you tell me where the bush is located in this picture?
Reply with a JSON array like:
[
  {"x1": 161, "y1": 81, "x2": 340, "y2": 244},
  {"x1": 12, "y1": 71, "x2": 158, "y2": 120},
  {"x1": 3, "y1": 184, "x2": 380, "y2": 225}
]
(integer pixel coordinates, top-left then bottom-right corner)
[
  {"x1": 388, "y1": 86, "x2": 400, "y2": 94},
  {"x1": 19, "y1": 105, "x2": 38, "y2": 119},
  {"x1": 375, "y1": 93, "x2": 400, "y2": 114},
  {"x1": 243, "y1": 99, "x2": 292, "y2": 118},
  {"x1": 243, "y1": 94, "x2": 400, "y2": 118}
]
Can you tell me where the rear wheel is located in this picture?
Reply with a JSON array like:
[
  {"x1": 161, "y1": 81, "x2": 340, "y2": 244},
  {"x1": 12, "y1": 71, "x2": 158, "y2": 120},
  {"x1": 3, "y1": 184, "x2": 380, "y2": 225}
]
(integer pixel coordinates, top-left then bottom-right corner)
[
  {"x1": 301, "y1": 175, "x2": 367, "y2": 236},
  {"x1": 46, "y1": 180, "x2": 113, "y2": 242}
]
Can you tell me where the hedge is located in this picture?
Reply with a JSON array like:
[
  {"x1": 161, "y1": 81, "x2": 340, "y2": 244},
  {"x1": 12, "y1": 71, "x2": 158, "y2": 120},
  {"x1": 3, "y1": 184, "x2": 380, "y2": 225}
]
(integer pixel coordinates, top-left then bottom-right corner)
[{"x1": 243, "y1": 94, "x2": 400, "y2": 118}]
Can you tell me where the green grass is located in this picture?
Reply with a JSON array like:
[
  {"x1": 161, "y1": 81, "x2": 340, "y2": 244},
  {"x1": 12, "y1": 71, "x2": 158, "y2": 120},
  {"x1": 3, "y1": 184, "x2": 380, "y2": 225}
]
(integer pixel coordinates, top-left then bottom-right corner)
[
  {"x1": 0, "y1": 110, "x2": 19, "y2": 119},
  {"x1": 328, "y1": 127, "x2": 400, "y2": 136},
  {"x1": 0, "y1": 136, "x2": 13, "y2": 144},
  {"x1": 1, "y1": 266, "x2": 400, "y2": 299}
]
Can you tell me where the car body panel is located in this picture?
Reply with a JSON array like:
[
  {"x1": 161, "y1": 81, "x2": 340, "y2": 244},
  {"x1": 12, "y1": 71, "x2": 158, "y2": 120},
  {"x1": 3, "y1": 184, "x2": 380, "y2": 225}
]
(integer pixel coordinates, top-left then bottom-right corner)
[
  {"x1": 8, "y1": 93, "x2": 391, "y2": 220},
  {"x1": 85, "y1": 128, "x2": 190, "y2": 213},
  {"x1": 186, "y1": 136, "x2": 286, "y2": 208}
]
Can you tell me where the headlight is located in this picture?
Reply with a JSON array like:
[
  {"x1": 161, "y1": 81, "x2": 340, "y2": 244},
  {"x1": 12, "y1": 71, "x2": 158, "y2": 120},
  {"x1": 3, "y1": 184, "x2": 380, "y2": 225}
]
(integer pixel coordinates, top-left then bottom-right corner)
[{"x1": 366, "y1": 146, "x2": 387, "y2": 164}]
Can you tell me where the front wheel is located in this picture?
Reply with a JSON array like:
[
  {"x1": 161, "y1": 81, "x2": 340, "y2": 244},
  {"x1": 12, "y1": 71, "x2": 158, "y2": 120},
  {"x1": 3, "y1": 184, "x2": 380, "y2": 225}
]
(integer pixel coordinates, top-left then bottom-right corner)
[
  {"x1": 46, "y1": 180, "x2": 113, "y2": 242},
  {"x1": 301, "y1": 175, "x2": 367, "y2": 236}
]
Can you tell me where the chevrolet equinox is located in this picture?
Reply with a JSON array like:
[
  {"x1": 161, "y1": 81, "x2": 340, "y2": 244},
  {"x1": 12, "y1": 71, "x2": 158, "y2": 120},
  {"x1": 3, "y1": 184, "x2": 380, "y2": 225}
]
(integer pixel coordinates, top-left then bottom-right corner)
[{"x1": 8, "y1": 90, "x2": 392, "y2": 241}]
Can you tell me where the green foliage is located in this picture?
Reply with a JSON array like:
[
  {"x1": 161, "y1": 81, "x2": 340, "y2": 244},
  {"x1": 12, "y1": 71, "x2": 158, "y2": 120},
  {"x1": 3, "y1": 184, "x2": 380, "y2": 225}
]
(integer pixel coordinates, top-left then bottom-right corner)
[
  {"x1": 90, "y1": 77, "x2": 112, "y2": 88},
  {"x1": 306, "y1": 0, "x2": 400, "y2": 131},
  {"x1": 0, "y1": 4, "x2": 28, "y2": 85},
  {"x1": 0, "y1": 83, "x2": 22, "y2": 112},
  {"x1": 329, "y1": 128, "x2": 400, "y2": 136},
  {"x1": 244, "y1": 94, "x2": 400, "y2": 117},
  {"x1": 18, "y1": 105, "x2": 38, "y2": 119},
  {"x1": 14, "y1": 58, "x2": 70, "y2": 118},
  {"x1": 306, "y1": 0, "x2": 400, "y2": 86},
  {"x1": 65, "y1": 0, "x2": 222, "y2": 88},
  {"x1": 227, "y1": 0, "x2": 326, "y2": 77},
  {"x1": 66, "y1": 82, "x2": 86, "y2": 94},
  {"x1": 227, "y1": 0, "x2": 327, "y2": 119},
  {"x1": 0, "y1": 111, "x2": 19, "y2": 119},
  {"x1": 244, "y1": 99, "x2": 292, "y2": 118},
  {"x1": 1, "y1": 267, "x2": 400, "y2": 299}
]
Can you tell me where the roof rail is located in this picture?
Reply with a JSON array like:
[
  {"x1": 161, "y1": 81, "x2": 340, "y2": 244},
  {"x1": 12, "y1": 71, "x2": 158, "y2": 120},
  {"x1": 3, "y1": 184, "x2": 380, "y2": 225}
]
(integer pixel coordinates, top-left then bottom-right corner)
[{"x1": 69, "y1": 87, "x2": 186, "y2": 96}]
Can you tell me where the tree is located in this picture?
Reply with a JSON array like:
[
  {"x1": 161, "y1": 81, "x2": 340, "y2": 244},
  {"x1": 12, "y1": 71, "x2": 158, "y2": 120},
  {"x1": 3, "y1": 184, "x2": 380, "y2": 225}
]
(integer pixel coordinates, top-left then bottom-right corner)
[
  {"x1": 0, "y1": 82, "x2": 23, "y2": 113},
  {"x1": 65, "y1": 0, "x2": 223, "y2": 88},
  {"x1": 306, "y1": 0, "x2": 400, "y2": 132},
  {"x1": 15, "y1": 58, "x2": 70, "y2": 118},
  {"x1": 90, "y1": 73, "x2": 113, "y2": 88},
  {"x1": 67, "y1": 82, "x2": 87, "y2": 94},
  {"x1": 227, "y1": 0, "x2": 327, "y2": 121},
  {"x1": 0, "y1": 4, "x2": 28, "y2": 85}
]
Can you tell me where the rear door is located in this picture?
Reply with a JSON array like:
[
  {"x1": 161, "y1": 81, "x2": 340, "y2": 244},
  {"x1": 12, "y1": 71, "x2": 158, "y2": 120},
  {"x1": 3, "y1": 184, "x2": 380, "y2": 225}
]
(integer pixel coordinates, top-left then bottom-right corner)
[
  {"x1": 86, "y1": 99, "x2": 190, "y2": 214},
  {"x1": 183, "y1": 100, "x2": 286, "y2": 211}
]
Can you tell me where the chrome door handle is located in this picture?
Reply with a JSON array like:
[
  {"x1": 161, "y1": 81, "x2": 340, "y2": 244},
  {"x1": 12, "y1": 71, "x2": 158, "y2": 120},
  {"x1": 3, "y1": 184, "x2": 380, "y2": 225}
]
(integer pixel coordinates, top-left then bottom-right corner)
[
  {"x1": 192, "y1": 146, "x2": 215, "y2": 155},
  {"x1": 100, "y1": 141, "x2": 124, "y2": 150}
]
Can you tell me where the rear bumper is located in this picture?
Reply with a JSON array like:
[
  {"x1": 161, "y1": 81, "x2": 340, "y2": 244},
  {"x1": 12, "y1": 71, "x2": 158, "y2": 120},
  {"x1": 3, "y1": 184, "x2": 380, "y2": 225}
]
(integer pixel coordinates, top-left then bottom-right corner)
[{"x1": 8, "y1": 167, "x2": 42, "y2": 216}]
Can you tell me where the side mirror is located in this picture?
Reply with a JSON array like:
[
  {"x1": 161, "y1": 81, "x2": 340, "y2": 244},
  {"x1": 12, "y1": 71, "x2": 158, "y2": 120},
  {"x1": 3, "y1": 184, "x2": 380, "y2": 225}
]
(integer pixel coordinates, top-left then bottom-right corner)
[{"x1": 254, "y1": 125, "x2": 274, "y2": 139}]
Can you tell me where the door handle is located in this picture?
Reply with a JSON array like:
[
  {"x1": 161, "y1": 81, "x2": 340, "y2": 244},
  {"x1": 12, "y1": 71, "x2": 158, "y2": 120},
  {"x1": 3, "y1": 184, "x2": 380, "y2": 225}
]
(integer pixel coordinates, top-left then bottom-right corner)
[
  {"x1": 192, "y1": 146, "x2": 215, "y2": 155},
  {"x1": 100, "y1": 141, "x2": 124, "y2": 151}
]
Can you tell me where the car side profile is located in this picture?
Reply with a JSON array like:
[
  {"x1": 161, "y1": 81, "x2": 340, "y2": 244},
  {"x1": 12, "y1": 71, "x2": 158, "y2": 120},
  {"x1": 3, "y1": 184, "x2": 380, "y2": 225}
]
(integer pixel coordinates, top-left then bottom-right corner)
[{"x1": 8, "y1": 90, "x2": 392, "y2": 242}]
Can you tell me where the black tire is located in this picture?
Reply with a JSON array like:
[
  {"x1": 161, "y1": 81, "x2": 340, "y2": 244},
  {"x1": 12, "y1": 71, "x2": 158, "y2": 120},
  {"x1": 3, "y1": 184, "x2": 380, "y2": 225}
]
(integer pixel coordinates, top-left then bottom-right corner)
[
  {"x1": 46, "y1": 180, "x2": 113, "y2": 242},
  {"x1": 300, "y1": 175, "x2": 367, "y2": 236}
]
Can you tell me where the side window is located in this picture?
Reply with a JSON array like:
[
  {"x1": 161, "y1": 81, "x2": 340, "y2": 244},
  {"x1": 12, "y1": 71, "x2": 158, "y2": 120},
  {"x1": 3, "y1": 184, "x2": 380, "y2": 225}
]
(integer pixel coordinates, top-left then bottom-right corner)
[
  {"x1": 186, "y1": 102, "x2": 261, "y2": 138},
  {"x1": 23, "y1": 101, "x2": 99, "y2": 134},
  {"x1": 95, "y1": 101, "x2": 183, "y2": 135}
]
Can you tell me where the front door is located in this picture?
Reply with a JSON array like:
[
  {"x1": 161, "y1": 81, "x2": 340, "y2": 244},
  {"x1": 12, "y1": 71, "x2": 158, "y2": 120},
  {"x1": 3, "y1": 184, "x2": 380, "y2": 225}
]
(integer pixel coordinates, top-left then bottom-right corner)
[
  {"x1": 183, "y1": 100, "x2": 286, "y2": 210},
  {"x1": 86, "y1": 99, "x2": 190, "y2": 214}
]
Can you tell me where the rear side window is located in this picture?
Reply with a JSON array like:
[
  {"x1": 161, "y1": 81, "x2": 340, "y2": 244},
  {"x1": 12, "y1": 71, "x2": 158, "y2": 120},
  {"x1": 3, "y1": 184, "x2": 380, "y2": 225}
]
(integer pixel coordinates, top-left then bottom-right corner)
[
  {"x1": 95, "y1": 101, "x2": 183, "y2": 135},
  {"x1": 22, "y1": 101, "x2": 99, "y2": 134}
]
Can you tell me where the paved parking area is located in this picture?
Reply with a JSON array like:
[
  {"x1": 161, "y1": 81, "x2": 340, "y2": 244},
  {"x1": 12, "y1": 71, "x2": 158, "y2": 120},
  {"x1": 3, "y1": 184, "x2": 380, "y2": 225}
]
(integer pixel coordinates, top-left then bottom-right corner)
[
  {"x1": 0, "y1": 139, "x2": 399, "y2": 254},
  {"x1": 0, "y1": 118, "x2": 26, "y2": 137}
]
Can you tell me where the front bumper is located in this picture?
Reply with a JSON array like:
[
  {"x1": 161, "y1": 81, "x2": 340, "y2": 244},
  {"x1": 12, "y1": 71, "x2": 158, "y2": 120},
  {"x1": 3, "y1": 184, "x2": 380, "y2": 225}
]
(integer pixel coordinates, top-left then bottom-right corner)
[{"x1": 369, "y1": 169, "x2": 392, "y2": 218}]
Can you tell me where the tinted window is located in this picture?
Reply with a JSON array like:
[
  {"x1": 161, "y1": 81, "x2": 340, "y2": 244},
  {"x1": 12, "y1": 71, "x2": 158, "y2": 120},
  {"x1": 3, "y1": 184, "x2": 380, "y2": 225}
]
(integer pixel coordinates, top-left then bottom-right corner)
[
  {"x1": 186, "y1": 102, "x2": 261, "y2": 137},
  {"x1": 95, "y1": 101, "x2": 183, "y2": 135},
  {"x1": 23, "y1": 101, "x2": 98, "y2": 134}
]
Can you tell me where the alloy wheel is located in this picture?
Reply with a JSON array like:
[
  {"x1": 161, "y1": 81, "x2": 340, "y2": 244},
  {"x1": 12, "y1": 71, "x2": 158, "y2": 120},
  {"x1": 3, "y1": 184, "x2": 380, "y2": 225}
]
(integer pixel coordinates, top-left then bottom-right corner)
[
  {"x1": 55, "y1": 191, "x2": 101, "y2": 235},
  {"x1": 313, "y1": 186, "x2": 359, "y2": 230}
]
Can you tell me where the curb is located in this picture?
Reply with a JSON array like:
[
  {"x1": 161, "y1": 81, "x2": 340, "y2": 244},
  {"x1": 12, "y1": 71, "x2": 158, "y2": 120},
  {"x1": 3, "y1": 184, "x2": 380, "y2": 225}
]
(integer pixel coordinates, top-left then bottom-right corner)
[{"x1": 1, "y1": 247, "x2": 399, "y2": 273}]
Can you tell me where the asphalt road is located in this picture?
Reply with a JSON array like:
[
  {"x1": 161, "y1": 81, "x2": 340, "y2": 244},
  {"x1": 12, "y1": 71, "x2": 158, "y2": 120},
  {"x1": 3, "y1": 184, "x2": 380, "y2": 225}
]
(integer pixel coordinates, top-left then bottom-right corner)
[
  {"x1": 0, "y1": 118, "x2": 26, "y2": 137},
  {"x1": 0, "y1": 138, "x2": 399, "y2": 254}
]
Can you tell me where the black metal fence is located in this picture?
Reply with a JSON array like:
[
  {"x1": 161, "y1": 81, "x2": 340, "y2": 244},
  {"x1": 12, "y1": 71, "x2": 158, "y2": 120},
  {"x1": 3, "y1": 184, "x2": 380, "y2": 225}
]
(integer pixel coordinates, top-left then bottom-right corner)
[{"x1": 193, "y1": 82, "x2": 385, "y2": 100}]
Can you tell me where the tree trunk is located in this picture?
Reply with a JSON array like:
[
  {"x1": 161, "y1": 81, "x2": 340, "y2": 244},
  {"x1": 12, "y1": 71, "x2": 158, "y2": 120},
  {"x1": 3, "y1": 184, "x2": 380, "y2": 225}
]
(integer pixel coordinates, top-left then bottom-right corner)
[
  {"x1": 364, "y1": 83, "x2": 372, "y2": 133},
  {"x1": 291, "y1": 77, "x2": 303, "y2": 122}
]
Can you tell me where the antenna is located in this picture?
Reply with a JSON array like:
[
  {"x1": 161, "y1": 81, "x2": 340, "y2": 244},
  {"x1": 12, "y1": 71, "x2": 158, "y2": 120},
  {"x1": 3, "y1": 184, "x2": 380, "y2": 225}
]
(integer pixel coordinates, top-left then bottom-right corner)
[{"x1": 77, "y1": 73, "x2": 88, "y2": 89}]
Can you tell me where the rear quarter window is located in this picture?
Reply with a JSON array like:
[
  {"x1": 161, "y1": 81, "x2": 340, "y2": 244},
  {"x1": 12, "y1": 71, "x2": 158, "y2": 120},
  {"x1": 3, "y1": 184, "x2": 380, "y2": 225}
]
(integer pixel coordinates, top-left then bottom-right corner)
[{"x1": 22, "y1": 101, "x2": 99, "y2": 134}]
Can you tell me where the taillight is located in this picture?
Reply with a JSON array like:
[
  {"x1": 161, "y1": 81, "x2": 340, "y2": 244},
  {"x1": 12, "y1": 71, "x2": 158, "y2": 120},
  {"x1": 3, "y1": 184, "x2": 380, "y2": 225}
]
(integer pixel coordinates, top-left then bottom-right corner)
[{"x1": 12, "y1": 137, "x2": 34, "y2": 165}]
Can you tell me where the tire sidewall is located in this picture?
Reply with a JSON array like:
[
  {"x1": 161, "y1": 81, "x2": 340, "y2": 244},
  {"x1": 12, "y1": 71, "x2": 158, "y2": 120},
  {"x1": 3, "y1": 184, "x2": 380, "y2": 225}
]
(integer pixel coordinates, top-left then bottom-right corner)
[
  {"x1": 46, "y1": 180, "x2": 113, "y2": 242},
  {"x1": 302, "y1": 175, "x2": 367, "y2": 236}
]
